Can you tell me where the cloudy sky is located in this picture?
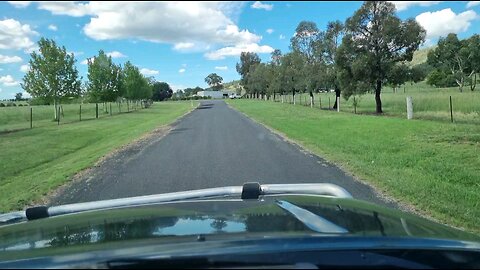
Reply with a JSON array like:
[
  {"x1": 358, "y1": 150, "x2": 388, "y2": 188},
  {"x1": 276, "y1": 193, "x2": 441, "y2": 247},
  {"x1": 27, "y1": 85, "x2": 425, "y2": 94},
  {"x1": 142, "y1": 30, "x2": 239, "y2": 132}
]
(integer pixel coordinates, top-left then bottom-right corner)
[{"x1": 1, "y1": 1, "x2": 480, "y2": 99}]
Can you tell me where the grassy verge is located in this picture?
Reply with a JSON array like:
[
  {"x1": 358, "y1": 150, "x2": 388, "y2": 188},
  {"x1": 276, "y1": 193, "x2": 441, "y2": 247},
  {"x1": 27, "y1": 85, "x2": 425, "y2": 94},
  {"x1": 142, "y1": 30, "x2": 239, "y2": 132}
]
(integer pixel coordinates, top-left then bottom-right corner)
[
  {"x1": 0, "y1": 101, "x2": 195, "y2": 212},
  {"x1": 0, "y1": 102, "x2": 142, "y2": 133},
  {"x1": 285, "y1": 81, "x2": 480, "y2": 125},
  {"x1": 228, "y1": 99, "x2": 480, "y2": 233}
]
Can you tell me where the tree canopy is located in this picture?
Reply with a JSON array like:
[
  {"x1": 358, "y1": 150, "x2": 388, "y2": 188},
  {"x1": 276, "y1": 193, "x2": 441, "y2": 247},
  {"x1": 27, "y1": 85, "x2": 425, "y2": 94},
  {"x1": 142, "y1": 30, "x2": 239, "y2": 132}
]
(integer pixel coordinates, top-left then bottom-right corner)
[
  {"x1": 22, "y1": 37, "x2": 82, "y2": 119},
  {"x1": 205, "y1": 73, "x2": 224, "y2": 91}
]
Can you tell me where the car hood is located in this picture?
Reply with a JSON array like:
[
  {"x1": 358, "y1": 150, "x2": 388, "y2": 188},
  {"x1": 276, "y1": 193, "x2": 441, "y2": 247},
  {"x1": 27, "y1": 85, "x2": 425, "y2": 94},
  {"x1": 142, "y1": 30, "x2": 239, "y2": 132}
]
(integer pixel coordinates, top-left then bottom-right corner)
[{"x1": 0, "y1": 195, "x2": 479, "y2": 258}]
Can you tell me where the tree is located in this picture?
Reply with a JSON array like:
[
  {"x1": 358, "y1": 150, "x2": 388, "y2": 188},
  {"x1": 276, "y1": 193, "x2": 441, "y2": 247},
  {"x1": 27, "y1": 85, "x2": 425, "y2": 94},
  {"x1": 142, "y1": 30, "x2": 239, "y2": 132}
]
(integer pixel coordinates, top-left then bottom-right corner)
[
  {"x1": 268, "y1": 50, "x2": 283, "y2": 100},
  {"x1": 205, "y1": 73, "x2": 223, "y2": 90},
  {"x1": 323, "y1": 20, "x2": 344, "y2": 109},
  {"x1": 465, "y1": 34, "x2": 480, "y2": 91},
  {"x1": 236, "y1": 52, "x2": 261, "y2": 94},
  {"x1": 337, "y1": 1, "x2": 425, "y2": 113},
  {"x1": 426, "y1": 69, "x2": 457, "y2": 87},
  {"x1": 290, "y1": 21, "x2": 322, "y2": 64},
  {"x1": 151, "y1": 82, "x2": 173, "y2": 101},
  {"x1": 387, "y1": 64, "x2": 409, "y2": 92},
  {"x1": 248, "y1": 63, "x2": 273, "y2": 99},
  {"x1": 427, "y1": 33, "x2": 471, "y2": 92},
  {"x1": 86, "y1": 50, "x2": 123, "y2": 105},
  {"x1": 22, "y1": 37, "x2": 82, "y2": 120},
  {"x1": 408, "y1": 63, "x2": 430, "y2": 84},
  {"x1": 123, "y1": 61, "x2": 151, "y2": 101},
  {"x1": 280, "y1": 51, "x2": 306, "y2": 104},
  {"x1": 15, "y1": 92, "x2": 22, "y2": 101}
]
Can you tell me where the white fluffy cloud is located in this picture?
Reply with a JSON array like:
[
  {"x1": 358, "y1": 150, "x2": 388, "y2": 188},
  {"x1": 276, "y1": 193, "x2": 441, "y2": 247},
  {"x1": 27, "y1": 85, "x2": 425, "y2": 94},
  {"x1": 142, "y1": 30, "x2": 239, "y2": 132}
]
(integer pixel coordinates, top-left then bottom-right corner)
[
  {"x1": 7, "y1": 1, "x2": 31, "y2": 8},
  {"x1": 0, "y1": 19, "x2": 38, "y2": 51},
  {"x1": 389, "y1": 1, "x2": 442, "y2": 11},
  {"x1": 0, "y1": 54, "x2": 22, "y2": 64},
  {"x1": 106, "y1": 51, "x2": 126, "y2": 58},
  {"x1": 140, "y1": 68, "x2": 159, "y2": 76},
  {"x1": 80, "y1": 58, "x2": 92, "y2": 65},
  {"x1": 416, "y1": 8, "x2": 478, "y2": 40},
  {"x1": 251, "y1": 1, "x2": 273, "y2": 11},
  {"x1": 215, "y1": 66, "x2": 228, "y2": 70},
  {"x1": 68, "y1": 51, "x2": 84, "y2": 56},
  {"x1": 20, "y1": 64, "x2": 30, "y2": 72},
  {"x1": 178, "y1": 68, "x2": 186, "y2": 73},
  {"x1": 37, "y1": 1, "x2": 92, "y2": 17},
  {"x1": 467, "y1": 1, "x2": 480, "y2": 8},
  {"x1": 205, "y1": 43, "x2": 274, "y2": 60},
  {"x1": 0, "y1": 75, "x2": 20, "y2": 87},
  {"x1": 48, "y1": 24, "x2": 57, "y2": 31},
  {"x1": 266, "y1": 28, "x2": 274, "y2": 34},
  {"x1": 173, "y1": 42, "x2": 195, "y2": 51},
  {"x1": 15, "y1": 2, "x2": 271, "y2": 60}
]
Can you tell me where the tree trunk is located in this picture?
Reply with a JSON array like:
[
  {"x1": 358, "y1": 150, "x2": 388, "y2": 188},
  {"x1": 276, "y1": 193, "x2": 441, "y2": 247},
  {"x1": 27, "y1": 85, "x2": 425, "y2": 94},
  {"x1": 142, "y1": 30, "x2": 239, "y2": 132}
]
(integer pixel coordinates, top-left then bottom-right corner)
[
  {"x1": 332, "y1": 85, "x2": 340, "y2": 110},
  {"x1": 53, "y1": 99, "x2": 58, "y2": 121},
  {"x1": 292, "y1": 90, "x2": 296, "y2": 105},
  {"x1": 375, "y1": 80, "x2": 383, "y2": 114},
  {"x1": 471, "y1": 73, "x2": 476, "y2": 91},
  {"x1": 310, "y1": 92, "x2": 313, "y2": 108},
  {"x1": 281, "y1": 94, "x2": 284, "y2": 103}
]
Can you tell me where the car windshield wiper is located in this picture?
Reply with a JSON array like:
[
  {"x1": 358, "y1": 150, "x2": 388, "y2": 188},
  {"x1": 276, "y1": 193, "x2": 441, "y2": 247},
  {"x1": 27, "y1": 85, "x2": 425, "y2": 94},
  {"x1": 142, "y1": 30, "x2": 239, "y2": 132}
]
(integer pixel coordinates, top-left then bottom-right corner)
[{"x1": 276, "y1": 200, "x2": 348, "y2": 234}]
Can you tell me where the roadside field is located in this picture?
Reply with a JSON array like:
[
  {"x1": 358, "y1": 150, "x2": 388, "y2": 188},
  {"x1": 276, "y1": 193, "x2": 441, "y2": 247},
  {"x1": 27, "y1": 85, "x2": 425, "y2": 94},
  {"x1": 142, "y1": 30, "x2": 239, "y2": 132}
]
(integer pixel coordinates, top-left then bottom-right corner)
[
  {"x1": 287, "y1": 82, "x2": 480, "y2": 125},
  {"x1": 0, "y1": 101, "x2": 195, "y2": 212},
  {"x1": 0, "y1": 102, "x2": 142, "y2": 133},
  {"x1": 228, "y1": 99, "x2": 480, "y2": 233}
]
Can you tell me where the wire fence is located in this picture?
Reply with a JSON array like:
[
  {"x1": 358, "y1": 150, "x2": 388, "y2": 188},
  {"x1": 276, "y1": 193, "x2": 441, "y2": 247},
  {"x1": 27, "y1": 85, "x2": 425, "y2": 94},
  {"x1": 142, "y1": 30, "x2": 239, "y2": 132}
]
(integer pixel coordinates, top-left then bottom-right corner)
[
  {"x1": 0, "y1": 101, "x2": 147, "y2": 133},
  {"x1": 253, "y1": 91, "x2": 480, "y2": 125}
]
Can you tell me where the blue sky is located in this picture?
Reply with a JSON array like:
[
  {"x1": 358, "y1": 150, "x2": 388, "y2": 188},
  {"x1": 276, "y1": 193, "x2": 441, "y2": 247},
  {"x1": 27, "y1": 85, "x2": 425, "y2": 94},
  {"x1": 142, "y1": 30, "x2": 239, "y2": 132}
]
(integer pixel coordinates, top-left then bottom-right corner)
[{"x1": 1, "y1": 1, "x2": 480, "y2": 99}]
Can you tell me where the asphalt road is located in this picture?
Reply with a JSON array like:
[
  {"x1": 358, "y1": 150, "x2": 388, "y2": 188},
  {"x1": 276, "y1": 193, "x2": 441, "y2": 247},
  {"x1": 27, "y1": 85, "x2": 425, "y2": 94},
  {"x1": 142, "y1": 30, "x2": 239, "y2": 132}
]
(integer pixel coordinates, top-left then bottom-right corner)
[{"x1": 52, "y1": 100, "x2": 397, "y2": 208}]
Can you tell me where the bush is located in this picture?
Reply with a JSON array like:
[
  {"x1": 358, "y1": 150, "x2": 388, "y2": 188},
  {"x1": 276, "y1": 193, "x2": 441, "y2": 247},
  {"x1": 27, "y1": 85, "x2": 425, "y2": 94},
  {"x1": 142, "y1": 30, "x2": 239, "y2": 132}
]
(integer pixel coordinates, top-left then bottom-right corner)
[
  {"x1": 0, "y1": 103, "x2": 4, "y2": 107},
  {"x1": 18, "y1": 104, "x2": 23, "y2": 107}
]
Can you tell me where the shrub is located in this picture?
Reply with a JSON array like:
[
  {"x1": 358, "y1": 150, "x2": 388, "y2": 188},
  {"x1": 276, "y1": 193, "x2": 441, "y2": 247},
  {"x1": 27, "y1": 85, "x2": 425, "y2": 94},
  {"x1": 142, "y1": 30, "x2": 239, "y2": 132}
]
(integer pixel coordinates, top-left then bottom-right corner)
[{"x1": 0, "y1": 103, "x2": 4, "y2": 107}]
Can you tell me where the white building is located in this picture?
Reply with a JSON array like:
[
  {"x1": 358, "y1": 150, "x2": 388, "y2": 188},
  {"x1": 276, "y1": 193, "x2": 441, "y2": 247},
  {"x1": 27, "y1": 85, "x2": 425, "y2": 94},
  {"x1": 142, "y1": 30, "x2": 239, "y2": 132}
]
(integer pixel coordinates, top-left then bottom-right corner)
[{"x1": 196, "y1": 90, "x2": 236, "y2": 99}]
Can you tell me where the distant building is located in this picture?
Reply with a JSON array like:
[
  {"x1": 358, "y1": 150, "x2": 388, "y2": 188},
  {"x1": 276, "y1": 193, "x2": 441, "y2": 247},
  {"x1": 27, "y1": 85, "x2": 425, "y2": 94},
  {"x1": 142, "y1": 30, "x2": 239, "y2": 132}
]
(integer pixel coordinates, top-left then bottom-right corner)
[{"x1": 196, "y1": 90, "x2": 236, "y2": 99}]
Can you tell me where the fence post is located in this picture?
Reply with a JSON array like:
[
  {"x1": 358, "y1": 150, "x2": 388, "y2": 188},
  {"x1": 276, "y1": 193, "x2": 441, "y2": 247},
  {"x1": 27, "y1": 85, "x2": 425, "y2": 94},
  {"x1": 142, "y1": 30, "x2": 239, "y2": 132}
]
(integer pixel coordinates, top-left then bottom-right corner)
[
  {"x1": 319, "y1": 97, "x2": 321, "y2": 109},
  {"x1": 57, "y1": 106, "x2": 60, "y2": 125},
  {"x1": 79, "y1": 104, "x2": 82, "y2": 121},
  {"x1": 449, "y1": 96, "x2": 453, "y2": 123},
  {"x1": 353, "y1": 97, "x2": 357, "y2": 114},
  {"x1": 110, "y1": 103, "x2": 112, "y2": 116},
  {"x1": 328, "y1": 97, "x2": 331, "y2": 109},
  {"x1": 96, "y1": 103, "x2": 99, "y2": 119},
  {"x1": 30, "y1": 107, "x2": 33, "y2": 129},
  {"x1": 337, "y1": 97, "x2": 340, "y2": 112},
  {"x1": 406, "y1": 96, "x2": 413, "y2": 120}
]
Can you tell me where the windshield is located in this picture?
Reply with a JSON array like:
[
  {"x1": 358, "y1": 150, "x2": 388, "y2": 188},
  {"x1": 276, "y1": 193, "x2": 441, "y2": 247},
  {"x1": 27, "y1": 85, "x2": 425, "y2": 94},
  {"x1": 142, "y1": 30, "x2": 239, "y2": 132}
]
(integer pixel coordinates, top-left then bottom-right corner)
[{"x1": 1, "y1": 0, "x2": 479, "y2": 265}]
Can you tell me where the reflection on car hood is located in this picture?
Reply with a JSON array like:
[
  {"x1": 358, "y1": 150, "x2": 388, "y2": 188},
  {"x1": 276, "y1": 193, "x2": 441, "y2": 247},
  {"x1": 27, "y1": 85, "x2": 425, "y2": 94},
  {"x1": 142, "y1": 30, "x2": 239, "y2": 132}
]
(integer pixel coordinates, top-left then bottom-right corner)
[{"x1": 0, "y1": 195, "x2": 479, "y2": 256}]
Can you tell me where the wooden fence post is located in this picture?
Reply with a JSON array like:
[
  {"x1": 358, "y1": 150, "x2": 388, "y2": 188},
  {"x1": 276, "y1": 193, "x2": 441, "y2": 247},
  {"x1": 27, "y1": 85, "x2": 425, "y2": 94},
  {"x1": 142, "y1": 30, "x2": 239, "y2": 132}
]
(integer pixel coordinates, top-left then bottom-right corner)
[
  {"x1": 406, "y1": 96, "x2": 413, "y2": 120},
  {"x1": 449, "y1": 96, "x2": 453, "y2": 123}
]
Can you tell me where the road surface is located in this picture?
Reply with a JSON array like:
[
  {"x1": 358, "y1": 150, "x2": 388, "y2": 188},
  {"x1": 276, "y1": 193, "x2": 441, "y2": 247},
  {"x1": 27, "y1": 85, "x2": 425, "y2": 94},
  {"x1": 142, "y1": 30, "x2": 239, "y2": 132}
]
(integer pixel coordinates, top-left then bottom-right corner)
[{"x1": 51, "y1": 100, "x2": 397, "y2": 208}]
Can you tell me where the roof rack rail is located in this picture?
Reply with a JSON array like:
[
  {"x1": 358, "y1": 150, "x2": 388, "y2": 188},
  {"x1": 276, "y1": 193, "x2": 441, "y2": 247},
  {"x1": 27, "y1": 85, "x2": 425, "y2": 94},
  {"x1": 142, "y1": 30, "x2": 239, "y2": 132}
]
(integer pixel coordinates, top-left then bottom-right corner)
[{"x1": 0, "y1": 183, "x2": 352, "y2": 224}]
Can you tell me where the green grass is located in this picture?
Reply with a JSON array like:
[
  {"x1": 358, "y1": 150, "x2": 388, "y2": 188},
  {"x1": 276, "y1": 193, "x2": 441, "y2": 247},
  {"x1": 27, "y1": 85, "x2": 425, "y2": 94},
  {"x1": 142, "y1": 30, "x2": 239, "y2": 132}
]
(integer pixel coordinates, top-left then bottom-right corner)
[
  {"x1": 288, "y1": 81, "x2": 480, "y2": 125},
  {"x1": 228, "y1": 99, "x2": 480, "y2": 233},
  {"x1": 0, "y1": 102, "x2": 141, "y2": 133},
  {"x1": 0, "y1": 101, "x2": 194, "y2": 212}
]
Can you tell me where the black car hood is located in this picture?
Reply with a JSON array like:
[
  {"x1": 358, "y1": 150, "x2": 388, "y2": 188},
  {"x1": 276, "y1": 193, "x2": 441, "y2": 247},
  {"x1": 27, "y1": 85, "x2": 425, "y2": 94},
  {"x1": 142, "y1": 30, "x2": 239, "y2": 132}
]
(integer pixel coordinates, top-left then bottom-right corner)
[{"x1": 0, "y1": 195, "x2": 479, "y2": 258}]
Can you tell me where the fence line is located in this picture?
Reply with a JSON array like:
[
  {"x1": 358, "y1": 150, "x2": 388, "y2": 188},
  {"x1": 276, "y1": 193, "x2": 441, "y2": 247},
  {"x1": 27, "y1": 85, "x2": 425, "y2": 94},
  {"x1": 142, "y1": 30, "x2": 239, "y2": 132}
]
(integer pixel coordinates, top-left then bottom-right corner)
[{"x1": 0, "y1": 101, "x2": 152, "y2": 134}]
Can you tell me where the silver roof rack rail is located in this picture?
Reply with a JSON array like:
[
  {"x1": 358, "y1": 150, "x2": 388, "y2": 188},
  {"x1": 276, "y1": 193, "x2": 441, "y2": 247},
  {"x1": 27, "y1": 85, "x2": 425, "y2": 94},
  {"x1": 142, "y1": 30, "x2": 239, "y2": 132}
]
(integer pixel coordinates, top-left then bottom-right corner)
[{"x1": 0, "y1": 183, "x2": 352, "y2": 224}]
